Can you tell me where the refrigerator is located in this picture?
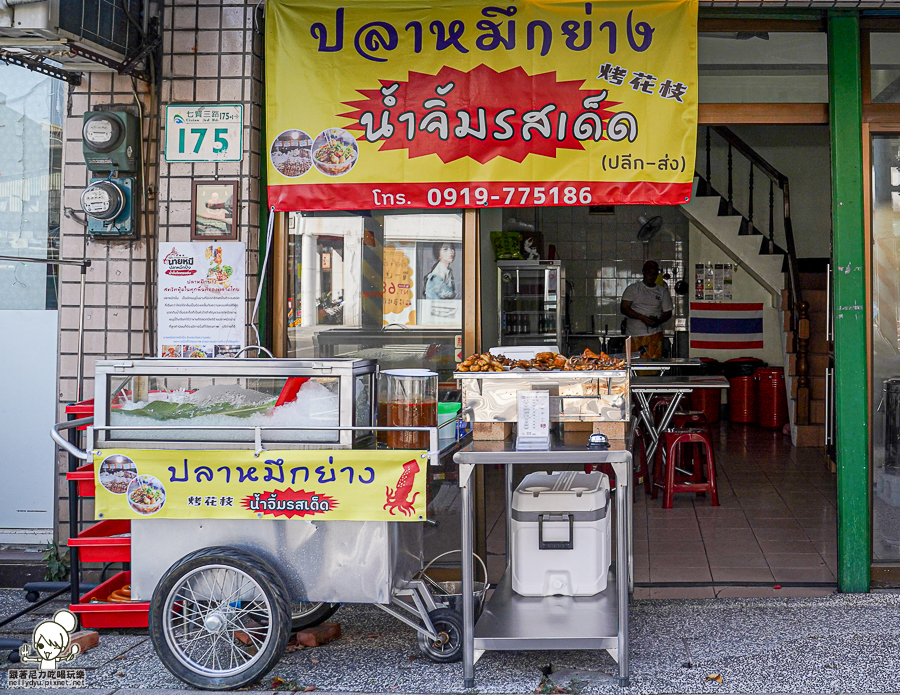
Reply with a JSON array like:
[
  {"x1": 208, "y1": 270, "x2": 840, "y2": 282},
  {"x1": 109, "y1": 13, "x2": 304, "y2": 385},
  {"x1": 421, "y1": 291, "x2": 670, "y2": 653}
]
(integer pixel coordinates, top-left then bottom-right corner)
[{"x1": 497, "y1": 260, "x2": 565, "y2": 349}]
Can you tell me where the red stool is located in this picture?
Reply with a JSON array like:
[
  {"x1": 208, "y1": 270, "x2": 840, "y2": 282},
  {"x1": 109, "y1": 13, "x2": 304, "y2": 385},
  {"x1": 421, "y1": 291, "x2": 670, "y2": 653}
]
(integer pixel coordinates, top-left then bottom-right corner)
[
  {"x1": 658, "y1": 428, "x2": 719, "y2": 509},
  {"x1": 650, "y1": 394, "x2": 692, "y2": 427},
  {"x1": 670, "y1": 411, "x2": 708, "y2": 428}
]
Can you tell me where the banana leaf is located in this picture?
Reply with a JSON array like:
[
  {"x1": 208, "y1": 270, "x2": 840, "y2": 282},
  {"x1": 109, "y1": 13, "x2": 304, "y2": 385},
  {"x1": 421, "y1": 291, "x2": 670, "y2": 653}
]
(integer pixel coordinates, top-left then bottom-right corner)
[{"x1": 117, "y1": 398, "x2": 276, "y2": 421}]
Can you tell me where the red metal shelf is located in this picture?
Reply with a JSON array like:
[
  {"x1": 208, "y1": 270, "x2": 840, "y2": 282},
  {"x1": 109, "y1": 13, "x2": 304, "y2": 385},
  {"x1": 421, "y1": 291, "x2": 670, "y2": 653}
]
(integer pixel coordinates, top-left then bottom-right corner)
[
  {"x1": 67, "y1": 519, "x2": 131, "y2": 564},
  {"x1": 66, "y1": 463, "x2": 95, "y2": 497},
  {"x1": 70, "y1": 571, "x2": 149, "y2": 629}
]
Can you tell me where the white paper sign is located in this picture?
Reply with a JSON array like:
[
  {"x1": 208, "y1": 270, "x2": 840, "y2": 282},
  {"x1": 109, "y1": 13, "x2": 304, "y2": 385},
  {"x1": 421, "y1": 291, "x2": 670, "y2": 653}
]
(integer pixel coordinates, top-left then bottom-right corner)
[
  {"x1": 157, "y1": 242, "x2": 246, "y2": 358},
  {"x1": 517, "y1": 390, "x2": 550, "y2": 450}
]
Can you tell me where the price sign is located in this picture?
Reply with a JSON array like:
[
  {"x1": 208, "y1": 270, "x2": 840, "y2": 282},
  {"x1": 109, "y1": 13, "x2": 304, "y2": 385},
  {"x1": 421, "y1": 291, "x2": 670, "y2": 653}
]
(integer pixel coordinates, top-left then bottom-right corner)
[{"x1": 165, "y1": 105, "x2": 243, "y2": 162}]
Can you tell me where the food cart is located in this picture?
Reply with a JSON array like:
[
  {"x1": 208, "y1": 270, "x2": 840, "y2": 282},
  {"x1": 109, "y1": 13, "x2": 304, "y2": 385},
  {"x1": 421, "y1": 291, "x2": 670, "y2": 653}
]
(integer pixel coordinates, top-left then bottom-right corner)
[
  {"x1": 52, "y1": 358, "x2": 467, "y2": 690},
  {"x1": 51, "y1": 352, "x2": 633, "y2": 690}
]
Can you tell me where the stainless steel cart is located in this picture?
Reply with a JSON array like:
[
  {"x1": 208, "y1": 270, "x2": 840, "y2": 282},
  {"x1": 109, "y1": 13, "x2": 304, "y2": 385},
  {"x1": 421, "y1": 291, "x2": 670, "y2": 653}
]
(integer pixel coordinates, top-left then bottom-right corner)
[
  {"x1": 454, "y1": 432, "x2": 633, "y2": 688},
  {"x1": 52, "y1": 357, "x2": 470, "y2": 690}
]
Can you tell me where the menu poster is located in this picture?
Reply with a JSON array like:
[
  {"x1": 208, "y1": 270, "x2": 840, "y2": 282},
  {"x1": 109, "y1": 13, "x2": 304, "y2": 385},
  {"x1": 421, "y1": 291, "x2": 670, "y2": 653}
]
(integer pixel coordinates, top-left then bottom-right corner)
[
  {"x1": 714, "y1": 263, "x2": 725, "y2": 299},
  {"x1": 158, "y1": 242, "x2": 246, "y2": 358},
  {"x1": 723, "y1": 264, "x2": 734, "y2": 300},
  {"x1": 416, "y1": 240, "x2": 462, "y2": 326},
  {"x1": 694, "y1": 264, "x2": 704, "y2": 301},
  {"x1": 382, "y1": 242, "x2": 416, "y2": 325}
]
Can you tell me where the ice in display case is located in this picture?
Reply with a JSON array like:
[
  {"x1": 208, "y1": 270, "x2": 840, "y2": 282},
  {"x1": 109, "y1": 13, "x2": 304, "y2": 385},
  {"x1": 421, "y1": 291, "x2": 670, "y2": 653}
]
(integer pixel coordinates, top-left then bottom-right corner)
[
  {"x1": 498, "y1": 260, "x2": 564, "y2": 349},
  {"x1": 93, "y1": 358, "x2": 377, "y2": 449}
]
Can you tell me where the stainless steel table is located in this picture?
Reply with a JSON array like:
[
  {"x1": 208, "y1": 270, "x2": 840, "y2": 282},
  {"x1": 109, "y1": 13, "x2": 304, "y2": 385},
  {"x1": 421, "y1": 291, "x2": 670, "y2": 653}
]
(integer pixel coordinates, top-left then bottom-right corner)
[
  {"x1": 630, "y1": 357, "x2": 704, "y2": 375},
  {"x1": 631, "y1": 375, "x2": 731, "y2": 478},
  {"x1": 454, "y1": 432, "x2": 633, "y2": 688}
]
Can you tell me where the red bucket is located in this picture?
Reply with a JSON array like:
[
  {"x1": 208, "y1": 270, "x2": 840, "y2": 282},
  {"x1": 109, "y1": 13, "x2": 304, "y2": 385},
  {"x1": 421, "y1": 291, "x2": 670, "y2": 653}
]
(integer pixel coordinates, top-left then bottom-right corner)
[{"x1": 755, "y1": 367, "x2": 788, "y2": 429}]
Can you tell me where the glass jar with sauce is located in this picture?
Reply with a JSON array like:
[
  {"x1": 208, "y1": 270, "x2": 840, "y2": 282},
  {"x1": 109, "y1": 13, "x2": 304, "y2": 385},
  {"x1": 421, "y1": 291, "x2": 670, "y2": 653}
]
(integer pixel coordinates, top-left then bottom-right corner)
[{"x1": 382, "y1": 369, "x2": 437, "y2": 449}]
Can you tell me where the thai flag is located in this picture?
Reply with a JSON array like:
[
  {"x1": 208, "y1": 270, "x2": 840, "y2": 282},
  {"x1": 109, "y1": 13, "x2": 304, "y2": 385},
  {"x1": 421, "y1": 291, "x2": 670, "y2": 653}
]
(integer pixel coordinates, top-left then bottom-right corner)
[{"x1": 690, "y1": 302, "x2": 764, "y2": 350}]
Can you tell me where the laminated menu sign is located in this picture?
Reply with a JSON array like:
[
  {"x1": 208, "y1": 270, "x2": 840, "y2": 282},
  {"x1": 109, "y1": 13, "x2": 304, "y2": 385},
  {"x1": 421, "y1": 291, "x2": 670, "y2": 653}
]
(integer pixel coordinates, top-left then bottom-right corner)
[
  {"x1": 265, "y1": 0, "x2": 698, "y2": 211},
  {"x1": 517, "y1": 390, "x2": 550, "y2": 450},
  {"x1": 93, "y1": 449, "x2": 427, "y2": 521},
  {"x1": 157, "y1": 242, "x2": 246, "y2": 358}
]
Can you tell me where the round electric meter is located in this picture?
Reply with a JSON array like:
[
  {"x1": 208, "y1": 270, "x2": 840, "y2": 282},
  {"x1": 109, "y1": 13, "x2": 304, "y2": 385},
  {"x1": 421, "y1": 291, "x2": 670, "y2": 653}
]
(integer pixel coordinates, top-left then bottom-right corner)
[
  {"x1": 81, "y1": 180, "x2": 125, "y2": 221},
  {"x1": 82, "y1": 113, "x2": 123, "y2": 153}
]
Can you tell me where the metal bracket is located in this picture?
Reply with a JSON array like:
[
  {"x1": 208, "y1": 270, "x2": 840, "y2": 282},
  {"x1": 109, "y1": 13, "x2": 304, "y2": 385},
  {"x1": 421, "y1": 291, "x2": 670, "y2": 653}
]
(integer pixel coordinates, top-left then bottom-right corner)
[
  {"x1": 458, "y1": 463, "x2": 475, "y2": 487},
  {"x1": 0, "y1": 50, "x2": 82, "y2": 86},
  {"x1": 253, "y1": 427, "x2": 265, "y2": 457}
]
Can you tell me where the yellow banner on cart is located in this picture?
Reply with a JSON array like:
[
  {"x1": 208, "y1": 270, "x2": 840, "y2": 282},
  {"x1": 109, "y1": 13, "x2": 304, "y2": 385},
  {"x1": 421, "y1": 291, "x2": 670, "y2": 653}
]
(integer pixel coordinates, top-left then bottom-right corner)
[
  {"x1": 266, "y1": 0, "x2": 698, "y2": 210},
  {"x1": 94, "y1": 449, "x2": 428, "y2": 521}
]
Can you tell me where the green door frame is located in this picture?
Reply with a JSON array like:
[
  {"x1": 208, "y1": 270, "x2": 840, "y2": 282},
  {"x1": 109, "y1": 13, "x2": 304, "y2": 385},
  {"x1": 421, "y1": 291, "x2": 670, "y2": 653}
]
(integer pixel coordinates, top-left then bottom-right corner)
[{"x1": 828, "y1": 10, "x2": 870, "y2": 593}]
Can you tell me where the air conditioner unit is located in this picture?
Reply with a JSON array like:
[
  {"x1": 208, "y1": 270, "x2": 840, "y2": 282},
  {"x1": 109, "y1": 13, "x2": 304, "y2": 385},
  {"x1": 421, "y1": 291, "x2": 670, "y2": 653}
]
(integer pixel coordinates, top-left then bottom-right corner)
[{"x1": 0, "y1": 0, "x2": 152, "y2": 83}]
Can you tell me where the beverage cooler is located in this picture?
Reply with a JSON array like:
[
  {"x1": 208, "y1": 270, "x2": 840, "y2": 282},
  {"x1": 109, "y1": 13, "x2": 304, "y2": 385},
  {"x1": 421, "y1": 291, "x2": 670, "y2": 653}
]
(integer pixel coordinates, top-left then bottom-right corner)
[{"x1": 498, "y1": 260, "x2": 564, "y2": 349}]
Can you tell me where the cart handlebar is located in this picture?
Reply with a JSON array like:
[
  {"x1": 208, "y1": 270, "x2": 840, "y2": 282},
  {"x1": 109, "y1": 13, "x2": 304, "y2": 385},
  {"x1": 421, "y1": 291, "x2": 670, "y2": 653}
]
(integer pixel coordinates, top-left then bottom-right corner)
[{"x1": 51, "y1": 417, "x2": 93, "y2": 461}]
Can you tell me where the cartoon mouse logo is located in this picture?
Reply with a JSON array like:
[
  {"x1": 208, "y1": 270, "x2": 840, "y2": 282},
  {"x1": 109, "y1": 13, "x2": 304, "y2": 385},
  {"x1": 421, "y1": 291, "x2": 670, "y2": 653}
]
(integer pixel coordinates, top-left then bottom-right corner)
[{"x1": 18, "y1": 609, "x2": 80, "y2": 670}]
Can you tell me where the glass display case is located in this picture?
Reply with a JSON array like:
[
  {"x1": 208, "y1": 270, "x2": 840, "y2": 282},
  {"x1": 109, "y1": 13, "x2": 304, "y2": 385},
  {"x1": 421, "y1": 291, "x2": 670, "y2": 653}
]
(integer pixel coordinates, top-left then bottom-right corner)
[
  {"x1": 92, "y1": 358, "x2": 376, "y2": 449},
  {"x1": 497, "y1": 260, "x2": 564, "y2": 348}
]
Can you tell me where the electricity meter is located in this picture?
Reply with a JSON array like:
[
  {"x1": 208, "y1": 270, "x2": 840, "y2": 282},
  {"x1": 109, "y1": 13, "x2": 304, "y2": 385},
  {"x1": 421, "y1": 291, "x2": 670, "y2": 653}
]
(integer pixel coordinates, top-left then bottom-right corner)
[
  {"x1": 81, "y1": 178, "x2": 136, "y2": 238},
  {"x1": 82, "y1": 111, "x2": 139, "y2": 174},
  {"x1": 81, "y1": 180, "x2": 125, "y2": 221}
]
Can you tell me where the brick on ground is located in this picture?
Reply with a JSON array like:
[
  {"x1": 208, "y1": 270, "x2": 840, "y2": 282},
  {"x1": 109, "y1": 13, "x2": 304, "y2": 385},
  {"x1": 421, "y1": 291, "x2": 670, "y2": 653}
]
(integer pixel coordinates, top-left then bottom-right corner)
[
  {"x1": 296, "y1": 622, "x2": 341, "y2": 647},
  {"x1": 69, "y1": 630, "x2": 99, "y2": 653}
]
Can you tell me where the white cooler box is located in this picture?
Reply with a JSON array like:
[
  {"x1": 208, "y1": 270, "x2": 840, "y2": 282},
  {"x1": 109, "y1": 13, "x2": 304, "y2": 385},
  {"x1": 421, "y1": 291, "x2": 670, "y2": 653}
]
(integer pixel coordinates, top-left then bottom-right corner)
[{"x1": 511, "y1": 470, "x2": 611, "y2": 597}]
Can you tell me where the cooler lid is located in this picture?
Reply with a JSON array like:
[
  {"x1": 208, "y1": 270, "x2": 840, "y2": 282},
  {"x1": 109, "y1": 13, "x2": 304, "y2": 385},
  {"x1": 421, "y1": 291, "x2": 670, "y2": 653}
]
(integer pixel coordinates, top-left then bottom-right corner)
[{"x1": 512, "y1": 471, "x2": 609, "y2": 513}]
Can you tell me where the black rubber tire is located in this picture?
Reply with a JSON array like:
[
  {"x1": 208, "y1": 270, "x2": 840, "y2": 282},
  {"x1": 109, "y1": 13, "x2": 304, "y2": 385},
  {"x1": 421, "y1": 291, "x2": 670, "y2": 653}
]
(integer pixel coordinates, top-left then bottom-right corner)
[
  {"x1": 149, "y1": 547, "x2": 291, "y2": 691},
  {"x1": 290, "y1": 601, "x2": 340, "y2": 631},
  {"x1": 416, "y1": 607, "x2": 463, "y2": 663}
]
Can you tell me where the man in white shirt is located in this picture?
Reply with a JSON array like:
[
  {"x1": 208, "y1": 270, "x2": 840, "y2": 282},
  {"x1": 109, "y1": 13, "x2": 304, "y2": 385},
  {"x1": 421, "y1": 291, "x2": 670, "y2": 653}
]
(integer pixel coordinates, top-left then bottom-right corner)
[{"x1": 620, "y1": 260, "x2": 673, "y2": 358}]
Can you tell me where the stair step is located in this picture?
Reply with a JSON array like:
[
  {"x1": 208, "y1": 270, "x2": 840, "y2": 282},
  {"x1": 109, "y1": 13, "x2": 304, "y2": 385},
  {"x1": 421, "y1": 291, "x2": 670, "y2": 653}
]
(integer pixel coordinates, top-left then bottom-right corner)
[
  {"x1": 788, "y1": 352, "x2": 830, "y2": 376},
  {"x1": 791, "y1": 375, "x2": 826, "y2": 400},
  {"x1": 810, "y1": 399, "x2": 826, "y2": 425},
  {"x1": 799, "y1": 271, "x2": 828, "y2": 290},
  {"x1": 785, "y1": 330, "x2": 830, "y2": 355},
  {"x1": 782, "y1": 289, "x2": 828, "y2": 312},
  {"x1": 783, "y1": 309, "x2": 828, "y2": 333},
  {"x1": 795, "y1": 424, "x2": 825, "y2": 448}
]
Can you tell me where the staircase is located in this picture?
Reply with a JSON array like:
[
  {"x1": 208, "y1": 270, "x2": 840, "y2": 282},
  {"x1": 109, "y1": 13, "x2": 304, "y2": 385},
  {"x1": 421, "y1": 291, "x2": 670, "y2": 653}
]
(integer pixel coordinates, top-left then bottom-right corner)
[{"x1": 681, "y1": 126, "x2": 828, "y2": 448}]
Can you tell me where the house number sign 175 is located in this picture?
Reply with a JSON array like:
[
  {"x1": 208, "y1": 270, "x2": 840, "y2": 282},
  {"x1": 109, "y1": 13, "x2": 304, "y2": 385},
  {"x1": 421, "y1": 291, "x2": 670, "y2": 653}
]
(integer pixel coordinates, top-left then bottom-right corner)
[{"x1": 164, "y1": 104, "x2": 243, "y2": 163}]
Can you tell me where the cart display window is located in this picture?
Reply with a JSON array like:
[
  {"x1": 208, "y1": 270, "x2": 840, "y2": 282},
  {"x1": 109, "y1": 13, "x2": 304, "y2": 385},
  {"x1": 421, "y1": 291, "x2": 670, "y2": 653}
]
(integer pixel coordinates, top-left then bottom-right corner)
[
  {"x1": 105, "y1": 374, "x2": 342, "y2": 443},
  {"x1": 286, "y1": 210, "x2": 463, "y2": 380}
]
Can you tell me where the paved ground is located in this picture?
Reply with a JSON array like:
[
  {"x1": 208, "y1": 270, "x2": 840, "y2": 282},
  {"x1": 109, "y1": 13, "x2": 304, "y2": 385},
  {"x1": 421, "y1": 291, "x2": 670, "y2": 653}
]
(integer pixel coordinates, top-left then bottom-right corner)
[{"x1": 5, "y1": 588, "x2": 900, "y2": 693}]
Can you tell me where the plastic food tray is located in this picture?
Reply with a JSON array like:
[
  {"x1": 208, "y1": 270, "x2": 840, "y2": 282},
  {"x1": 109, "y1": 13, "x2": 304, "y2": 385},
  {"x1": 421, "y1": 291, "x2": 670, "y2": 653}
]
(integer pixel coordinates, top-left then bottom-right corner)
[
  {"x1": 66, "y1": 463, "x2": 95, "y2": 497},
  {"x1": 68, "y1": 520, "x2": 131, "y2": 563},
  {"x1": 70, "y1": 571, "x2": 149, "y2": 629}
]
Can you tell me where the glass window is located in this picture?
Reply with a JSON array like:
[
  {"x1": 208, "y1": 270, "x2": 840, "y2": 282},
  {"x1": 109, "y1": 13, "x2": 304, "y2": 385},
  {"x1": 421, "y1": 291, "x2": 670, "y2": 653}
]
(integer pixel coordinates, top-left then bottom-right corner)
[
  {"x1": 870, "y1": 33, "x2": 900, "y2": 103},
  {"x1": 0, "y1": 65, "x2": 64, "y2": 310},
  {"x1": 870, "y1": 134, "x2": 900, "y2": 561},
  {"x1": 698, "y1": 32, "x2": 828, "y2": 104},
  {"x1": 286, "y1": 210, "x2": 464, "y2": 380}
]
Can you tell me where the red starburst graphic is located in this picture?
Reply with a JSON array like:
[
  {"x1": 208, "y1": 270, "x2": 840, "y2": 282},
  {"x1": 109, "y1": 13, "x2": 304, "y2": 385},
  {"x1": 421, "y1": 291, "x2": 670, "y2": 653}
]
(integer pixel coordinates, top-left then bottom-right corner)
[
  {"x1": 339, "y1": 65, "x2": 620, "y2": 165},
  {"x1": 241, "y1": 489, "x2": 338, "y2": 519}
]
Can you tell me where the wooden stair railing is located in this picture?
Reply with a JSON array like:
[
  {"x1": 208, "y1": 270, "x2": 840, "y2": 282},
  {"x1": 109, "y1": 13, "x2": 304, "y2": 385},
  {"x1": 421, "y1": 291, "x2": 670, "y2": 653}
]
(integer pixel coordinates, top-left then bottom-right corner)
[{"x1": 702, "y1": 125, "x2": 810, "y2": 426}]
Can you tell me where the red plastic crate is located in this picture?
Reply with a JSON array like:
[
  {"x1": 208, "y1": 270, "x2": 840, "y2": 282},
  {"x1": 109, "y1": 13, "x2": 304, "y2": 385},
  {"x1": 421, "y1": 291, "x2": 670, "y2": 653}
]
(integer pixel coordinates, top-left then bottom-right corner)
[
  {"x1": 66, "y1": 463, "x2": 95, "y2": 497},
  {"x1": 67, "y1": 520, "x2": 131, "y2": 563},
  {"x1": 65, "y1": 399, "x2": 94, "y2": 429},
  {"x1": 70, "y1": 571, "x2": 149, "y2": 629}
]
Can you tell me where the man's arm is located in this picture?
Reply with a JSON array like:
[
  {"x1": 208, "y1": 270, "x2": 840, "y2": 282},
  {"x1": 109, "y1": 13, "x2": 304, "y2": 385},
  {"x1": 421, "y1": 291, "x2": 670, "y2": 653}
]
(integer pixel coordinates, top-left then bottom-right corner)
[{"x1": 620, "y1": 299, "x2": 655, "y2": 326}]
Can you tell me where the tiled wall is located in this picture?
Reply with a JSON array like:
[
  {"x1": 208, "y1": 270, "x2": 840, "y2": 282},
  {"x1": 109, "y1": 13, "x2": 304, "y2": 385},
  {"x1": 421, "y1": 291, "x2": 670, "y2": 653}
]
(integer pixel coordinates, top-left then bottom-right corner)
[
  {"x1": 55, "y1": 0, "x2": 263, "y2": 540},
  {"x1": 501, "y1": 205, "x2": 688, "y2": 335}
]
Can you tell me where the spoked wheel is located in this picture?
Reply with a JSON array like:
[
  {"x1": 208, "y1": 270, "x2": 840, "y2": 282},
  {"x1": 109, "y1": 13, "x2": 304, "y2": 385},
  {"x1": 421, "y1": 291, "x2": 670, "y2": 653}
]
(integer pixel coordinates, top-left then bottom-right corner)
[
  {"x1": 150, "y1": 547, "x2": 291, "y2": 690},
  {"x1": 290, "y1": 601, "x2": 339, "y2": 631},
  {"x1": 416, "y1": 607, "x2": 463, "y2": 663}
]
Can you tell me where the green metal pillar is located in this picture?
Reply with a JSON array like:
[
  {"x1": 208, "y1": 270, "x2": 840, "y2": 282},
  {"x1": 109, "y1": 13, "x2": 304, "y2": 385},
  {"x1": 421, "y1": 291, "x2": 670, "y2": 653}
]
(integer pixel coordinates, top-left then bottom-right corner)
[{"x1": 828, "y1": 11, "x2": 869, "y2": 593}]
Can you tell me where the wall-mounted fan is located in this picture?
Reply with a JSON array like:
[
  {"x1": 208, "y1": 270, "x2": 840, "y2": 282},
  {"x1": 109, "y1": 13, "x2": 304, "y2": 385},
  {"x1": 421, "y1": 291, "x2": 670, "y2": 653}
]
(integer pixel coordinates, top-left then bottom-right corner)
[{"x1": 636, "y1": 214, "x2": 664, "y2": 242}]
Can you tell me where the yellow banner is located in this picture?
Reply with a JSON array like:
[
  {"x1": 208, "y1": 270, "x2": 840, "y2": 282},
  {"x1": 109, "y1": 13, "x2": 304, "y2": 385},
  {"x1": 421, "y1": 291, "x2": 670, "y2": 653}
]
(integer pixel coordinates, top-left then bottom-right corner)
[
  {"x1": 94, "y1": 449, "x2": 428, "y2": 521},
  {"x1": 266, "y1": 0, "x2": 697, "y2": 211}
]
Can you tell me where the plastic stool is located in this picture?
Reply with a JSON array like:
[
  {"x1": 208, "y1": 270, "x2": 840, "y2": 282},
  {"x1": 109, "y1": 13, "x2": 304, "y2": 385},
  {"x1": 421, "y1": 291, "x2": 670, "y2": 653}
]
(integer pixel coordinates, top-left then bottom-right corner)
[
  {"x1": 650, "y1": 395, "x2": 693, "y2": 427},
  {"x1": 670, "y1": 411, "x2": 709, "y2": 429},
  {"x1": 659, "y1": 428, "x2": 719, "y2": 509}
]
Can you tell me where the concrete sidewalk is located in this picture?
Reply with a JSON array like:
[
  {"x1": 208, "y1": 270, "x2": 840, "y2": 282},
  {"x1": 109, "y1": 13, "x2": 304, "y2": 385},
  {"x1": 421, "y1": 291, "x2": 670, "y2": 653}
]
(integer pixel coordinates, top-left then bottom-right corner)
[{"x1": 3, "y1": 588, "x2": 900, "y2": 693}]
